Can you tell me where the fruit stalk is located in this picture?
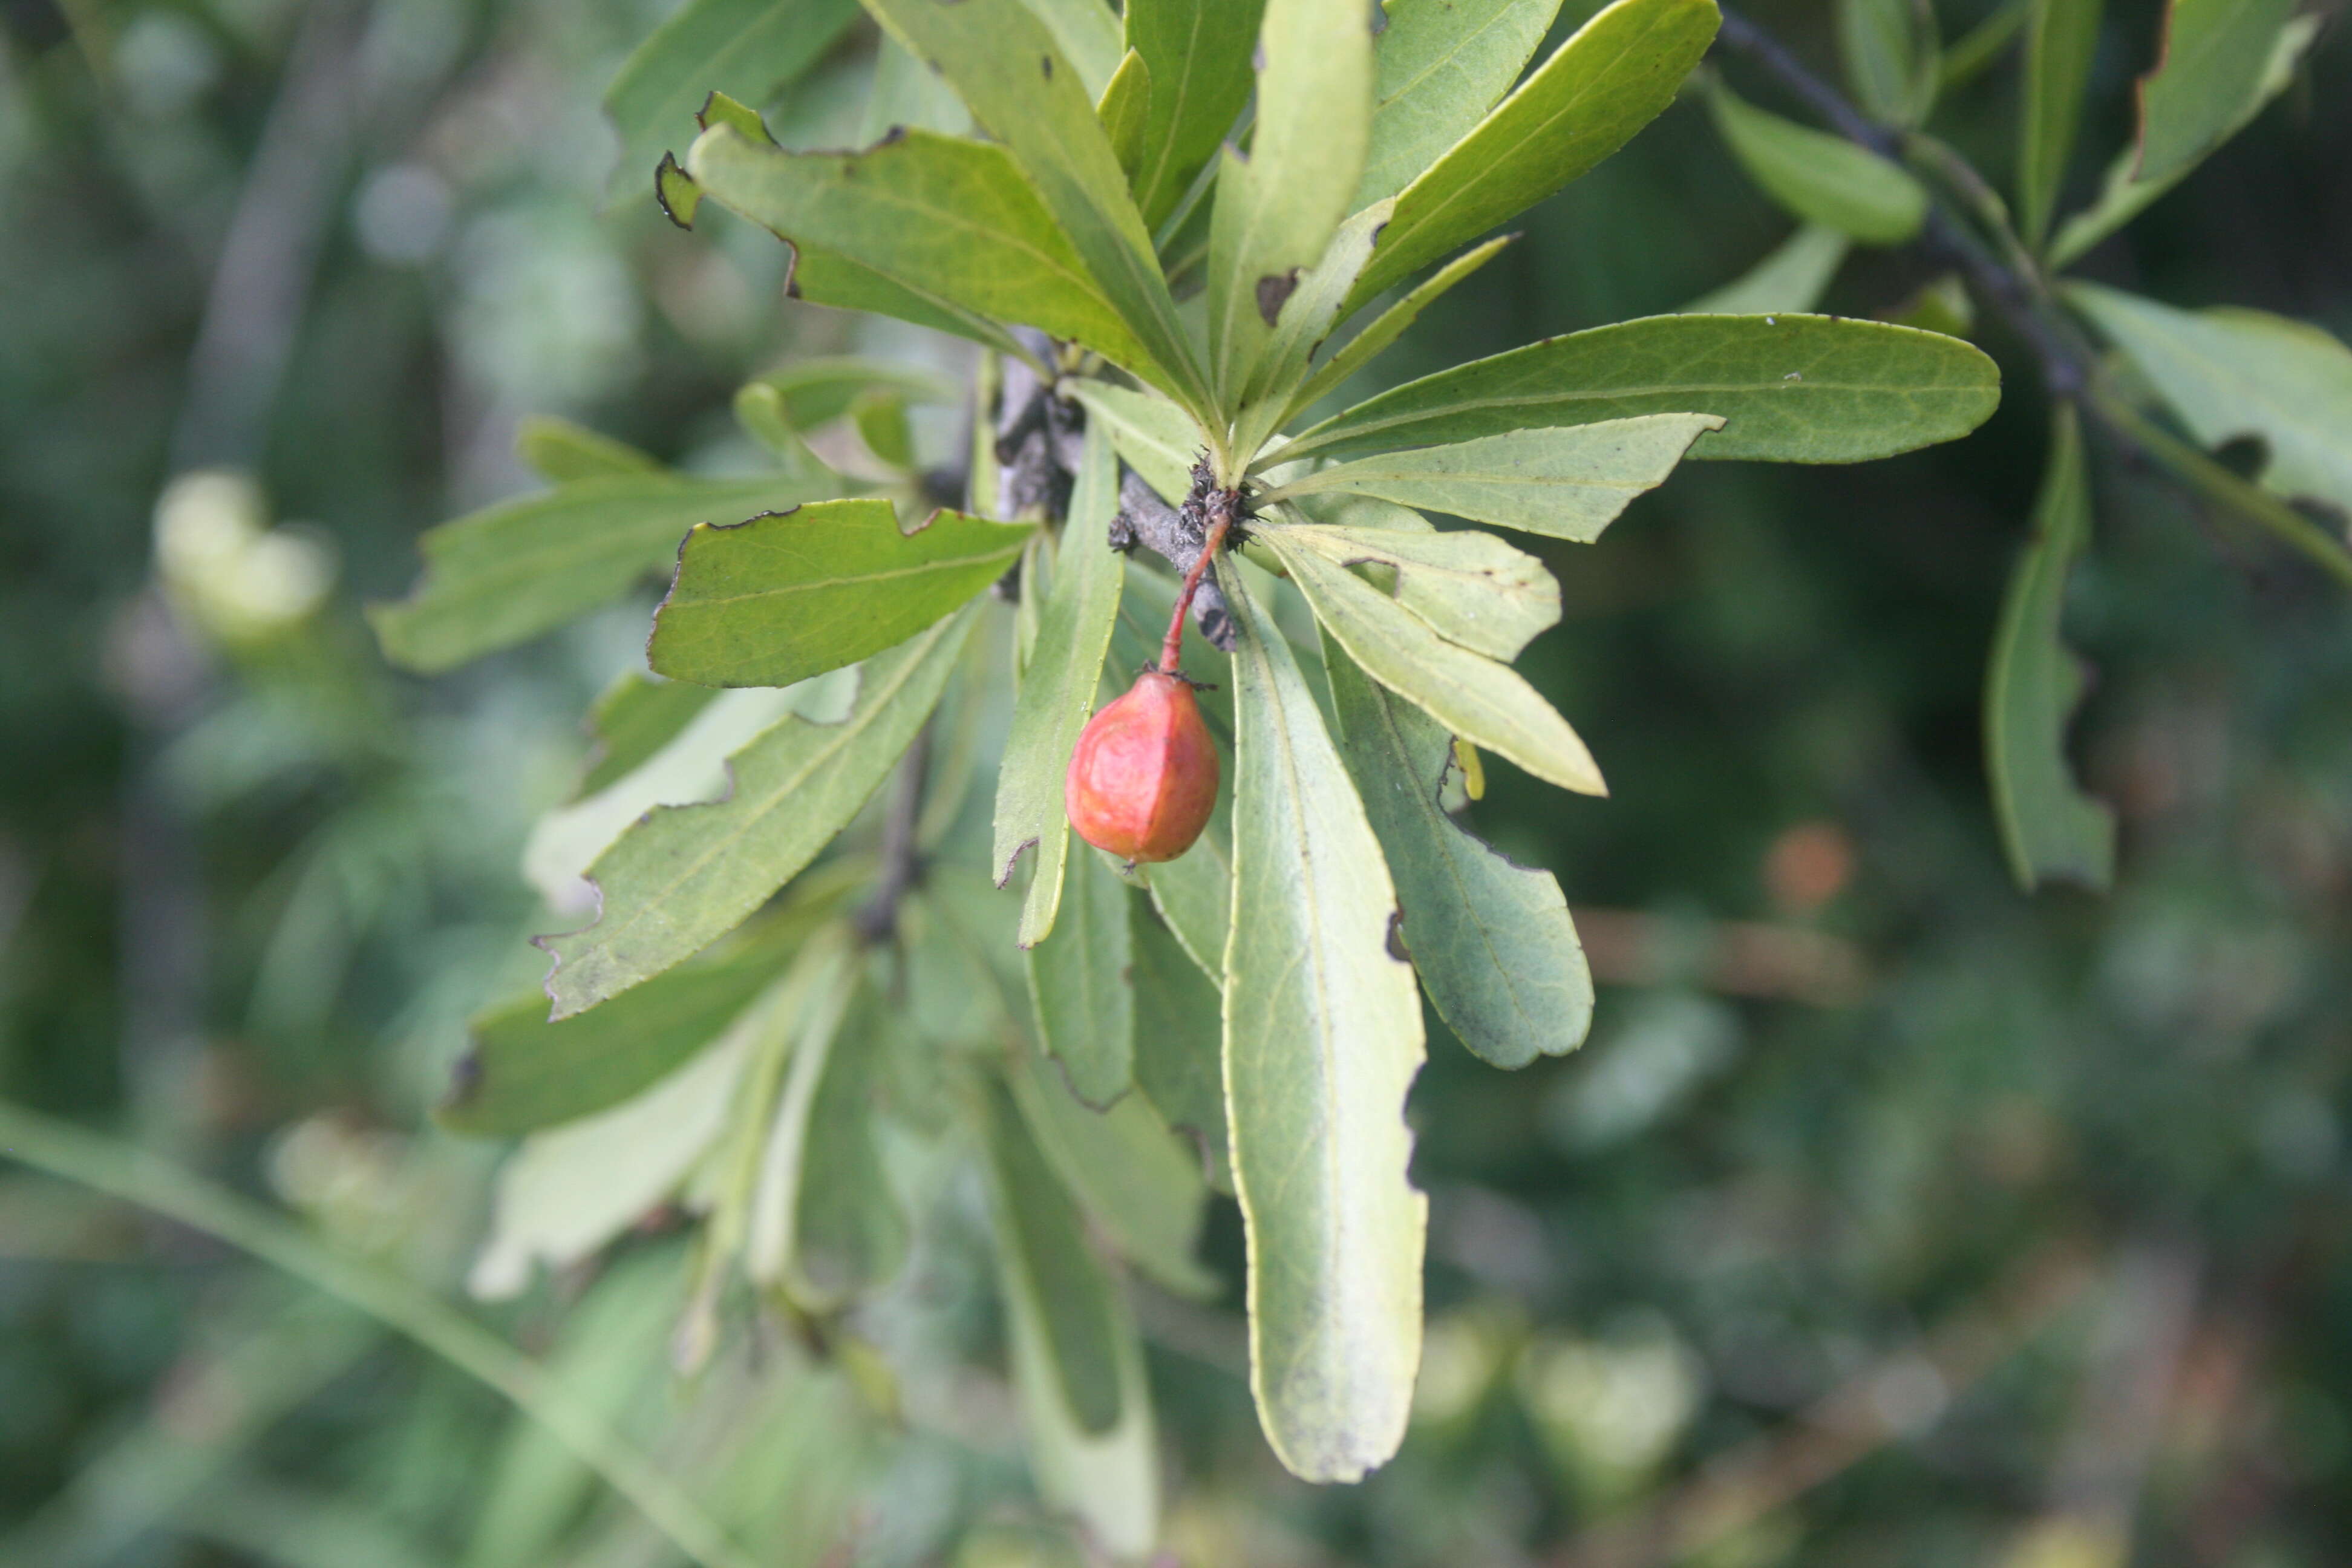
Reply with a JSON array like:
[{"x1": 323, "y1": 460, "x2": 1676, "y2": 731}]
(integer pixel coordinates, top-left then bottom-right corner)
[{"x1": 1160, "y1": 491, "x2": 1236, "y2": 676}]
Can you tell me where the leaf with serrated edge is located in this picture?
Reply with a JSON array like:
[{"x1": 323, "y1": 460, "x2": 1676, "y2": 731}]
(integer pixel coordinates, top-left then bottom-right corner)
[
  {"x1": 541, "y1": 604, "x2": 978, "y2": 1017},
  {"x1": 1264, "y1": 535, "x2": 1603, "y2": 793},
  {"x1": 1985, "y1": 407, "x2": 2114, "y2": 890},
  {"x1": 1347, "y1": 0, "x2": 1720, "y2": 313},
  {"x1": 1271, "y1": 522, "x2": 1559, "y2": 661},
  {"x1": 1269, "y1": 313, "x2": 2001, "y2": 469},
  {"x1": 1065, "y1": 381, "x2": 1203, "y2": 506},
  {"x1": 1265, "y1": 415, "x2": 1719, "y2": 541},
  {"x1": 1710, "y1": 83, "x2": 1926, "y2": 244},
  {"x1": 648, "y1": 499, "x2": 1027, "y2": 690},
  {"x1": 998, "y1": 427, "x2": 1127, "y2": 944},
  {"x1": 2018, "y1": 0, "x2": 2101, "y2": 250},
  {"x1": 1281, "y1": 235, "x2": 1514, "y2": 426},
  {"x1": 1223, "y1": 568, "x2": 1425, "y2": 1484},
  {"x1": 1682, "y1": 223, "x2": 1850, "y2": 315},
  {"x1": 2135, "y1": 0, "x2": 2296, "y2": 189},
  {"x1": 1324, "y1": 638, "x2": 1592, "y2": 1067},
  {"x1": 1357, "y1": 0, "x2": 1566, "y2": 207},
  {"x1": 1025, "y1": 847, "x2": 1137, "y2": 1108},
  {"x1": 1129, "y1": 896, "x2": 1232, "y2": 1191}
]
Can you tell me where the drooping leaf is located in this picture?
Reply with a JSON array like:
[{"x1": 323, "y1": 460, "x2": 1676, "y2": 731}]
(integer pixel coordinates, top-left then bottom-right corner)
[
  {"x1": 1270, "y1": 313, "x2": 2002, "y2": 468},
  {"x1": 514, "y1": 417, "x2": 661, "y2": 483},
  {"x1": 2134, "y1": 0, "x2": 2298, "y2": 189},
  {"x1": 1223, "y1": 568, "x2": 1426, "y2": 1485},
  {"x1": 369, "y1": 475, "x2": 833, "y2": 675},
  {"x1": 1281, "y1": 235, "x2": 1514, "y2": 424},
  {"x1": 1264, "y1": 533, "x2": 1606, "y2": 794},
  {"x1": 1324, "y1": 639, "x2": 1592, "y2": 1067},
  {"x1": 576, "y1": 671, "x2": 720, "y2": 799},
  {"x1": 1709, "y1": 82, "x2": 1928, "y2": 244},
  {"x1": 1985, "y1": 407, "x2": 2115, "y2": 890},
  {"x1": 1128, "y1": 897, "x2": 1232, "y2": 1191},
  {"x1": 1838, "y1": 0, "x2": 1939, "y2": 126},
  {"x1": 1121, "y1": 0, "x2": 1267, "y2": 229},
  {"x1": 1356, "y1": 0, "x2": 1566, "y2": 207},
  {"x1": 541, "y1": 604, "x2": 978, "y2": 1017},
  {"x1": 602, "y1": 0, "x2": 863, "y2": 198},
  {"x1": 1268, "y1": 521, "x2": 1559, "y2": 661},
  {"x1": 1025, "y1": 848, "x2": 1137, "y2": 1108},
  {"x1": 1264, "y1": 414, "x2": 1720, "y2": 540},
  {"x1": 1063, "y1": 379, "x2": 1203, "y2": 506},
  {"x1": 860, "y1": 0, "x2": 1209, "y2": 413},
  {"x1": 1023, "y1": 0, "x2": 1125, "y2": 98},
  {"x1": 1205, "y1": 0, "x2": 1376, "y2": 403},
  {"x1": 2018, "y1": 0, "x2": 2103, "y2": 250},
  {"x1": 2068, "y1": 283, "x2": 2352, "y2": 524},
  {"x1": 685, "y1": 125, "x2": 1161, "y2": 384},
  {"x1": 647, "y1": 499, "x2": 1028, "y2": 689},
  {"x1": 1008, "y1": 1036, "x2": 1217, "y2": 1295},
  {"x1": 1346, "y1": 0, "x2": 1720, "y2": 312},
  {"x1": 996, "y1": 426, "x2": 1127, "y2": 944},
  {"x1": 1682, "y1": 223, "x2": 1851, "y2": 315}
]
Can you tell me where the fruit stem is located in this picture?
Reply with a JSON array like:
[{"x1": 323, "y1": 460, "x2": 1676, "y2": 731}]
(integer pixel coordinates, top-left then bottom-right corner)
[{"x1": 1159, "y1": 491, "x2": 1235, "y2": 675}]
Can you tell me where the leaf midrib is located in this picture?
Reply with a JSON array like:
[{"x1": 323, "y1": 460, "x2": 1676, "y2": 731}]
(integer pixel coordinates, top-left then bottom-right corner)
[{"x1": 671, "y1": 543, "x2": 1024, "y2": 613}]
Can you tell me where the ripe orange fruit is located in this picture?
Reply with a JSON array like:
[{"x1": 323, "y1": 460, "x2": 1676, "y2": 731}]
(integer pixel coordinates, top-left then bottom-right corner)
[{"x1": 1064, "y1": 671, "x2": 1219, "y2": 863}]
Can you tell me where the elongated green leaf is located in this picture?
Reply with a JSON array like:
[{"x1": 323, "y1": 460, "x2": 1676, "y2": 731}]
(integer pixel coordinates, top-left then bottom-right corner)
[
  {"x1": 542, "y1": 606, "x2": 978, "y2": 1016},
  {"x1": 2047, "y1": 15, "x2": 2312, "y2": 267},
  {"x1": 997, "y1": 428, "x2": 1128, "y2": 944},
  {"x1": 603, "y1": 0, "x2": 863, "y2": 196},
  {"x1": 861, "y1": 0, "x2": 1207, "y2": 412},
  {"x1": 1064, "y1": 380, "x2": 1203, "y2": 505},
  {"x1": 370, "y1": 475, "x2": 831, "y2": 674},
  {"x1": 1710, "y1": 83, "x2": 1927, "y2": 244},
  {"x1": 577, "y1": 671, "x2": 720, "y2": 799},
  {"x1": 1206, "y1": 0, "x2": 1376, "y2": 403},
  {"x1": 2019, "y1": 0, "x2": 2102, "y2": 250},
  {"x1": 1264, "y1": 534, "x2": 1604, "y2": 794},
  {"x1": 2135, "y1": 0, "x2": 2296, "y2": 188},
  {"x1": 1267, "y1": 414, "x2": 1719, "y2": 540},
  {"x1": 1839, "y1": 0, "x2": 1938, "y2": 126},
  {"x1": 1024, "y1": 0, "x2": 1125, "y2": 98},
  {"x1": 1357, "y1": 0, "x2": 1565, "y2": 207},
  {"x1": 1098, "y1": 48, "x2": 1152, "y2": 175},
  {"x1": 1270, "y1": 522, "x2": 1558, "y2": 660},
  {"x1": 982, "y1": 1079, "x2": 1160, "y2": 1553},
  {"x1": 1138, "y1": 805, "x2": 1231, "y2": 976},
  {"x1": 1010, "y1": 1036, "x2": 1216, "y2": 1295},
  {"x1": 648, "y1": 500, "x2": 1027, "y2": 688},
  {"x1": 1682, "y1": 223, "x2": 1850, "y2": 315},
  {"x1": 1282, "y1": 235, "x2": 1514, "y2": 424},
  {"x1": 1348, "y1": 0, "x2": 1720, "y2": 312},
  {"x1": 737, "y1": 357, "x2": 961, "y2": 433},
  {"x1": 789, "y1": 248, "x2": 1033, "y2": 358},
  {"x1": 1025, "y1": 848, "x2": 1137, "y2": 1108},
  {"x1": 1271, "y1": 313, "x2": 2002, "y2": 468},
  {"x1": 515, "y1": 417, "x2": 661, "y2": 483},
  {"x1": 1236, "y1": 201, "x2": 1393, "y2": 436},
  {"x1": 858, "y1": 34, "x2": 975, "y2": 143},
  {"x1": 1129, "y1": 898, "x2": 1232, "y2": 1190},
  {"x1": 1324, "y1": 639, "x2": 1592, "y2": 1067},
  {"x1": 687, "y1": 125, "x2": 1160, "y2": 382},
  {"x1": 1985, "y1": 407, "x2": 2114, "y2": 890},
  {"x1": 2069, "y1": 283, "x2": 2352, "y2": 524},
  {"x1": 1122, "y1": 0, "x2": 1266, "y2": 227},
  {"x1": 1224, "y1": 568, "x2": 1425, "y2": 1484}
]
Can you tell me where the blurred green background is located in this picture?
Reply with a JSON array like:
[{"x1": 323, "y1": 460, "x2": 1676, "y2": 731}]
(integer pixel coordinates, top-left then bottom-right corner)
[{"x1": 4, "y1": 0, "x2": 2350, "y2": 1561}]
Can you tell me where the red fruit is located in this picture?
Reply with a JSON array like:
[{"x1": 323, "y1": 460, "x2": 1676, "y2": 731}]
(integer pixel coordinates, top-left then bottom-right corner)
[{"x1": 1065, "y1": 671, "x2": 1220, "y2": 863}]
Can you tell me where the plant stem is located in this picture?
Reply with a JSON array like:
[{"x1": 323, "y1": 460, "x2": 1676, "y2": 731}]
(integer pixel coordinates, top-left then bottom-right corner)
[
  {"x1": 0, "y1": 1100, "x2": 764, "y2": 1568},
  {"x1": 1160, "y1": 494, "x2": 1236, "y2": 674}
]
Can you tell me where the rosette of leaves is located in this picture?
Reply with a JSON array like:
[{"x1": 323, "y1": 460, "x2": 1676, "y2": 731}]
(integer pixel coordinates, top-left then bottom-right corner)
[{"x1": 374, "y1": 0, "x2": 1999, "y2": 1537}]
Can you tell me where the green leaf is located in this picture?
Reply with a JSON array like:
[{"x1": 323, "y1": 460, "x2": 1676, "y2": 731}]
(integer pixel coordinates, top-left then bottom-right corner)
[
  {"x1": 1985, "y1": 407, "x2": 2115, "y2": 891},
  {"x1": 2018, "y1": 0, "x2": 2102, "y2": 250},
  {"x1": 514, "y1": 417, "x2": 661, "y2": 484},
  {"x1": 1223, "y1": 567, "x2": 1426, "y2": 1484},
  {"x1": 1008, "y1": 1035, "x2": 1217, "y2": 1295},
  {"x1": 1024, "y1": 0, "x2": 1125, "y2": 99},
  {"x1": 996, "y1": 426, "x2": 1128, "y2": 944},
  {"x1": 541, "y1": 604, "x2": 978, "y2": 1017},
  {"x1": 1128, "y1": 898, "x2": 1232, "y2": 1191},
  {"x1": 647, "y1": 499, "x2": 1028, "y2": 689},
  {"x1": 1347, "y1": 0, "x2": 1720, "y2": 313},
  {"x1": 1708, "y1": 83, "x2": 1927, "y2": 244},
  {"x1": 1205, "y1": 0, "x2": 1376, "y2": 405},
  {"x1": 1271, "y1": 312, "x2": 2003, "y2": 468},
  {"x1": 858, "y1": 35, "x2": 975, "y2": 143},
  {"x1": 1280, "y1": 234, "x2": 1514, "y2": 425},
  {"x1": 1137, "y1": 805, "x2": 1232, "y2": 976},
  {"x1": 1264, "y1": 414, "x2": 1720, "y2": 540},
  {"x1": 981, "y1": 1077, "x2": 1160, "y2": 1555},
  {"x1": 1356, "y1": 0, "x2": 1566, "y2": 208},
  {"x1": 1121, "y1": 0, "x2": 1266, "y2": 228},
  {"x1": 1682, "y1": 223, "x2": 1850, "y2": 315},
  {"x1": 686, "y1": 125, "x2": 1161, "y2": 384},
  {"x1": 2045, "y1": 16, "x2": 2313, "y2": 267},
  {"x1": 860, "y1": 0, "x2": 1209, "y2": 413},
  {"x1": 1097, "y1": 48, "x2": 1152, "y2": 176},
  {"x1": 1263, "y1": 533, "x2": 1606, "y2": 794},
  {"x1": 1838, "y1": 0, "x2": 1939, "y2": 126},
  {"x1": 1025, "y1": 848, "x2": 1137, "y2": 1108},
  {"x1": 1063, "y1": 380, "x2": 1203, "y2": 506},
  {"x1": 737, "y1": 357, "x2": 961, "y2": 433},
  {"x1": 1324, "y1": 638, "x2": 1591, "y2": 1066},
  {"x1": 577, "y1": 671, "x2": 720, "y2": 799},
  {"x1": 1268, "y1": 521, "x2": 1559, "y2": 661},
  {"x1": 369, "y1": 475, "x2": 834, "y2": 675},
  {"x1": 1232, "y1": 202, "x2": 1394, "y2": 454},
  {"x1": 789, "y1": 249, "x2": 1035, "y2": 359},
  {"x1": 2134, "y1": 0, "x2": 2296, "y2": 189},
  {"x1": 2068, "y1": 283, "x2": 2352, "y2": 524},
  {"x1": 603, "y1": 0, "x2": 863, "y2": 197}
]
